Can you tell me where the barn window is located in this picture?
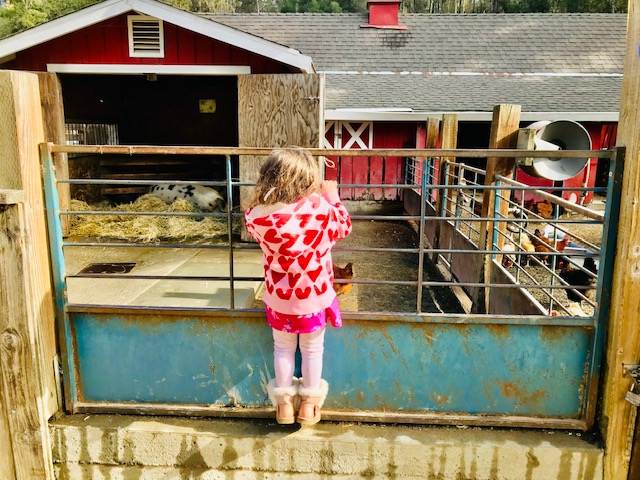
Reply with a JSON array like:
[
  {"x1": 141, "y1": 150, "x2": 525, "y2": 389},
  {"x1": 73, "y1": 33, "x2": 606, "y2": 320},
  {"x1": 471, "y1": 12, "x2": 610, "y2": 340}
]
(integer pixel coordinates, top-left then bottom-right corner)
[{"x1": 127, "y1": 15, "x2": 164, "y2": 58}]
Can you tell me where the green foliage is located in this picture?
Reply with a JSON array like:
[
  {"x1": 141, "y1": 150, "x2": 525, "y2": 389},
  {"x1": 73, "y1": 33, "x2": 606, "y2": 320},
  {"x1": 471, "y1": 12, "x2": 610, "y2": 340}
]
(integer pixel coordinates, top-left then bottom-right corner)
[
  {"x1": 0, "y1": 0, "x2": 627, "y2": 40},
  {"x1": 0, "y1": 0, "x2": 99, "y2": 37}
]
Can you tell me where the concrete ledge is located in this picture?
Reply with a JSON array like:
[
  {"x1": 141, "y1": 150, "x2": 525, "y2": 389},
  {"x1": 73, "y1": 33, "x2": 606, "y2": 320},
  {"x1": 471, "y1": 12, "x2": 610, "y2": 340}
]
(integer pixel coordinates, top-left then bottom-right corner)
[{"x1": 50, "y1": 414, "x2": 603, "y2": 479}]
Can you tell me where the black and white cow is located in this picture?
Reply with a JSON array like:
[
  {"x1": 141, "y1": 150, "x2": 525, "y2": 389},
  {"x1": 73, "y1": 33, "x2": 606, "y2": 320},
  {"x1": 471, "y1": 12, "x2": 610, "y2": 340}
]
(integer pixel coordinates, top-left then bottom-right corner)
[{"x1": 149, "y1": 184, "x2": 226, "y2": 212}]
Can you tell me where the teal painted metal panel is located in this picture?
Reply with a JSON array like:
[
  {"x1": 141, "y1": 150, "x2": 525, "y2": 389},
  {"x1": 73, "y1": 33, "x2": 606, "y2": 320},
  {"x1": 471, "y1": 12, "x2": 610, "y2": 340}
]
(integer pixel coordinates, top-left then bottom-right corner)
[{"x1": 73, "y1": 313, "x2": 590, "y2": 417}]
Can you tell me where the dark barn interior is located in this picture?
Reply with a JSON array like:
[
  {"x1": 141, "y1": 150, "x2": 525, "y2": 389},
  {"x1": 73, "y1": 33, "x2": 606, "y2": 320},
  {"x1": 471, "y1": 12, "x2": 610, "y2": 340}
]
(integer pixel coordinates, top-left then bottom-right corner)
[{"x1": 59, "y1": 74, "x2": 239, "y2": 203}]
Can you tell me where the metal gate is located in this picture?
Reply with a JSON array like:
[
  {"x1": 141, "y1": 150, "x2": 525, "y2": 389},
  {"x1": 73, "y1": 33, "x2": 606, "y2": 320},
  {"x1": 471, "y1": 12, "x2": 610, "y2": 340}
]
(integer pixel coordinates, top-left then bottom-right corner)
[{"x1": 41, "y1": 143, "x2": 622, "y2": 429}]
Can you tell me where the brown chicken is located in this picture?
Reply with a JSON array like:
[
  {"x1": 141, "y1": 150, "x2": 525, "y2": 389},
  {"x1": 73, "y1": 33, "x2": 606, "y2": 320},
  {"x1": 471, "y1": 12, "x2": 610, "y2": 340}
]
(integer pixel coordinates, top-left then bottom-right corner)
[
  {"x1": 535, "y1": 201, "x2": 554, "y2": 219},
  {"x1": 530, "y1": 229, "x2": 570, "y2": 264},
  {"x1": 332, "y1": 262, "x2": 354, "y2": 296}
]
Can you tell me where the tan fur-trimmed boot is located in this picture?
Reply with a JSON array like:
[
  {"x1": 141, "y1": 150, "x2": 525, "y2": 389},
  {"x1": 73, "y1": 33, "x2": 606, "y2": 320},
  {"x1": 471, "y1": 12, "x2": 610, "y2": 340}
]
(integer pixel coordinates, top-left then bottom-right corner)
[
  {"x1": 267, "y1": 378, "x2": 299, "y2": 425},
  {"x1": 297, "y1": 379, "x2": 329, "y2": 426}
]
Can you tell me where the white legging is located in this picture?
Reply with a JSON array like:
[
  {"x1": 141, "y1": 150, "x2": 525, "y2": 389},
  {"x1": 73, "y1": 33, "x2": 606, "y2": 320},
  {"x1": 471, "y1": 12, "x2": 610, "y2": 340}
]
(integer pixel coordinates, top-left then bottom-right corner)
[{"x1": 272, "y1": 327, "x2": 325, "y2": 389}]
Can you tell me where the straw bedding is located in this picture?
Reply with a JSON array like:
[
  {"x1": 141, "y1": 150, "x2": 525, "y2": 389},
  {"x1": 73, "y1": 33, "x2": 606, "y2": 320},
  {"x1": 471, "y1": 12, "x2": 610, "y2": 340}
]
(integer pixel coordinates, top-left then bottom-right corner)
[{"x1": 69, "y1": 194, "x2": 235, "y2": 242}]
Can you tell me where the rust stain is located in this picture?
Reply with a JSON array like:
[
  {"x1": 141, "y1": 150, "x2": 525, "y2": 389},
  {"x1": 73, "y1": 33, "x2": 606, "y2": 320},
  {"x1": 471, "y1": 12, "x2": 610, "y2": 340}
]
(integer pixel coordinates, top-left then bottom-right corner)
[
  {"x1": 209, "y1": 361, "x2": 215, "y2": 376},
  {"x1": 461, "y1": 339, "x2": 471, "y2": 355},
  {"x1": 356, "y1": 390, "x2": 365, "y2": 403},
  {"x1": 501, "y1": 381, "x2": 520, "y2": 398},
  {"x1": 539, "y1": 325, "x2": 570, "y2": 342},
  {"x1": 394, "y1": 380, "x2": 402, "y2": 395},
  {"x1": 379, "y1": 330, "x2": 399, "y2": 355},
  {"x1": 501, "y1": 381, "x2": 546, "y2": 405},
  {"x1": 429, "y1": 392, "x2": 451, "y2": 405},
  {"x1": 486, "y1": 324, "x2": 511, "y2": 339}
]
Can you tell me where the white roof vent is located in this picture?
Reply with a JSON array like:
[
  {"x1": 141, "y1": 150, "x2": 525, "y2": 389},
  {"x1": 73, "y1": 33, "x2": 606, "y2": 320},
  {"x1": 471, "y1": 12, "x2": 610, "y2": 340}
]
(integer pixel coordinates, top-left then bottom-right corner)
[{"x1": 128, "y1": 15, "x2": 164, "y2": 58}]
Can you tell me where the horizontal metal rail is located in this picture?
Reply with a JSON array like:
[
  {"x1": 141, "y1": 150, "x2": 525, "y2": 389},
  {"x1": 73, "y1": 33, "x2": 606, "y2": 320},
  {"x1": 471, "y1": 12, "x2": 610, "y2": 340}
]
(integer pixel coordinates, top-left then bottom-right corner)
[
  {"x1": 50, "y1": 144, "x2": 613, "y2": 319},
  {"x1": 50, "y1": 143, "x2": 616, "y2": 159}
]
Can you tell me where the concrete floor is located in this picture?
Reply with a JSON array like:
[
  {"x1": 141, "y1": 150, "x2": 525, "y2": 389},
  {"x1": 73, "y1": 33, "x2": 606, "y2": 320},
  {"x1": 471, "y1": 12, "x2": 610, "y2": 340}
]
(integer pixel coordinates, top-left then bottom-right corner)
[
  {"x1": 50, "y1": 413, "x2": 604, "y2": 480},
  {"x1": 64, "y1": 244, "x2": 266, "y2": 309}
]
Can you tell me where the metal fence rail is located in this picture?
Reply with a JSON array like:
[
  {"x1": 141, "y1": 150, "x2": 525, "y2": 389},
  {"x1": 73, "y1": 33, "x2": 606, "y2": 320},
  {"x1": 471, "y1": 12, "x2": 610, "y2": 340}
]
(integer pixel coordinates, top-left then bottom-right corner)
[{"x1": 42, "y1": 143, "x2": 619, "y2": 319}]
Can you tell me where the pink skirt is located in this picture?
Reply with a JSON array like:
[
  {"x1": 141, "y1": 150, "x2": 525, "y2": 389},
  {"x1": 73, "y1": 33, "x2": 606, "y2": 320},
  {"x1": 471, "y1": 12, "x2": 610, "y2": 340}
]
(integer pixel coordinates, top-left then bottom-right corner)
[{"x1": 265, "y1": 297, "x2": 342, "y2": 334}]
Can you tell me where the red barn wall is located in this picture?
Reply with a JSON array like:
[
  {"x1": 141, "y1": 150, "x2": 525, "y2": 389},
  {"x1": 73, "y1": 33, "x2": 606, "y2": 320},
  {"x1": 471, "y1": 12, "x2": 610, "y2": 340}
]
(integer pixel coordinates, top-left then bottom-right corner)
[
  {"x1": 325, "y1": 121, "x2": 416, "y2": 201},
  {"x1": 3, "y1": 13, "x2": 293, "y2": 73}
]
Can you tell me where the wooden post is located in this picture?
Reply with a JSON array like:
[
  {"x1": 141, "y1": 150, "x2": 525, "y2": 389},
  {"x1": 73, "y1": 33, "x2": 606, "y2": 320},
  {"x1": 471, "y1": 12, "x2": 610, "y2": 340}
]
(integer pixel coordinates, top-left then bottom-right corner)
[
  {"x1": 601, "y1": 3, "x2": 640, "y2": 479},
  {"x1": 425, "y1": 116, "x2": 440, "y2": 208},
  {"x1": 0, "y1": 190, "x2": 54, "y2": 480},
  {"x1": 475, "y1": 104, "x2": 521, "y2": 313},
  {"x1": 431, "y1": 115, "x2": 457, "y2": 262},
  {"x1": 0, "y1": 70, "x2": 59, "y2": 479},
  {"x1": 37, "y1": 72, "x2": 70, "y2": 237},
  {"x1": 439, "y1": 114, "x2": 459, "y2": 218}
]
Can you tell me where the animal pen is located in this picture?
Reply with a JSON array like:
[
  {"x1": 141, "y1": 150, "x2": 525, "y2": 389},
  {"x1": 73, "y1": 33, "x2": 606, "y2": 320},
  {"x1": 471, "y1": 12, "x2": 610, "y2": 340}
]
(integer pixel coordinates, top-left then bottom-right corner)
[{"x1": 41, "y1": 141, "x2": 621, "y2": 430}]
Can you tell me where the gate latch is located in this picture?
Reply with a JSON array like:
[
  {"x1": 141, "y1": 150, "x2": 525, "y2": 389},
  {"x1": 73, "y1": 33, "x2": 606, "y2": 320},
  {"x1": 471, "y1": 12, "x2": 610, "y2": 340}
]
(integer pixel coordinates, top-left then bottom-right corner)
[{"x1": 624, "y1": 364, "x2": 640, "y2": 407}]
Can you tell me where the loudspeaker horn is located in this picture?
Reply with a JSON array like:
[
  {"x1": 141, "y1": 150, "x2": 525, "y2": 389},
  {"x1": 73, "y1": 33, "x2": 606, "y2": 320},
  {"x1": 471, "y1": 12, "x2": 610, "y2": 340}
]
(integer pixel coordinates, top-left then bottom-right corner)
[{"x1": 518, "y1": 120, "x2": 591, "y2": 181}]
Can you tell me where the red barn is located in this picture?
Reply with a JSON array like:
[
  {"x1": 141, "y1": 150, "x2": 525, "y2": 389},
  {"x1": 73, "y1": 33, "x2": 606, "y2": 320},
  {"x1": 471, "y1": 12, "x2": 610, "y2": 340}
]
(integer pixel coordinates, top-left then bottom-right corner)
[{"x1": 0, "y1": 0, "x2": 625, "y2": 202}]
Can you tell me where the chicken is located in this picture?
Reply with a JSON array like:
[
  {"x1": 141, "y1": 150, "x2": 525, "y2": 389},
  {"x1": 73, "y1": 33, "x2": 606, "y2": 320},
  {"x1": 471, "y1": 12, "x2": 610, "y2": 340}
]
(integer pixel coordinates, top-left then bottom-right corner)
[
  {"x1": 550, "y1": 302, "x2": 588, "y2": 317},
  {"x1": 535, "y1": 201, "x2": 554, "y2": 219},
  {"x1": 559, "y1": 257, "x2": 598, "y2": 303},
  {"x1": 507, "y1": 232, "x2": 536, "y2": 266},
  {"x1": 332, "y1": 262, "x2": 353, "y2": 296},
  {"x1": 531, "y1": 229, "x2": 570, "y2": 264}
]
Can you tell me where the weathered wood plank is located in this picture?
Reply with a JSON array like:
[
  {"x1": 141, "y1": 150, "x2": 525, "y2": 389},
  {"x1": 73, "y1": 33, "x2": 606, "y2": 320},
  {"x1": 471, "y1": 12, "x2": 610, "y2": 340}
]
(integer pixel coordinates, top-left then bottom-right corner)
[
  {"x1": 475, "y1": 104, "x2": 521, "y2": 313},
  {"x1": 237, "y1": 74, "x2": 323, "y2": 240},
  {"x1": 0, "y1": 202, "x2": 54, "y2": 479},
  {"x1": 602, "y1": 3, "x2": 640, "y2": 479},
  {"x1": 37, "y1": 73, "x2": 70, "y2": 237},
  {"x1": 440, "y1": 114, "x2": 459, "y2": 217},
  {"x1": 0, "y1": 189, "x2": 26, "y2": 205},
  {"x1": 0, "y1": 70, "x2": 57, "y2": 479},
  {"x1": 0, "y1": 370, "x2": 17, "y2": 480}
]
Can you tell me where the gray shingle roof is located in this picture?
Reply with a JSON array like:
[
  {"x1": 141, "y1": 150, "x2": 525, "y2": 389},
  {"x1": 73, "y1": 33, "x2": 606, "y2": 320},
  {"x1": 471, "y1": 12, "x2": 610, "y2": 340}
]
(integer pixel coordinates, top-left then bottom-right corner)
[
  {"x1": 325, "y1": 74, "x2": 622, "y2": 112},
  {"x1": 204, "y1": 13, "x2": 626, "y2": 114}
]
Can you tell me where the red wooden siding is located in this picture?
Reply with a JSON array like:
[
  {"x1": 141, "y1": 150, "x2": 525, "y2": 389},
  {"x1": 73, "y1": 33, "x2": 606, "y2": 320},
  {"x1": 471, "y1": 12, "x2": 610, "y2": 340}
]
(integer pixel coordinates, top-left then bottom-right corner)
[
  {"x1": 4, "y1": 13, "x2": 290, "y2": 73},
  {"x1": 324, "y1": 121, "x2": 416, "y2": 201},
  {"x1": 373, "y1": 122, "x2": 416, "y2": 200}
]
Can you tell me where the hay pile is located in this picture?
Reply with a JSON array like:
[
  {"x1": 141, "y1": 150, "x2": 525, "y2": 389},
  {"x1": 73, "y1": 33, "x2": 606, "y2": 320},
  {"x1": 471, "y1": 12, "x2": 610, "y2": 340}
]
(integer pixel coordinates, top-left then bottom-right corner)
[{"x1": 69, "y1": 194, "x2": 235, "y2": 242}]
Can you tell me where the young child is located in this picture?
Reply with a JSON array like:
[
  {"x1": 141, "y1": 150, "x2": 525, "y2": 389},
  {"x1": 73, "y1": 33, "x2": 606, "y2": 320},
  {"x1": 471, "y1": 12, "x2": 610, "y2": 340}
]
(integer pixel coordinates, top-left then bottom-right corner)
[{"x1": 245, "y1": 148, "x2": 352, "y2": 425}]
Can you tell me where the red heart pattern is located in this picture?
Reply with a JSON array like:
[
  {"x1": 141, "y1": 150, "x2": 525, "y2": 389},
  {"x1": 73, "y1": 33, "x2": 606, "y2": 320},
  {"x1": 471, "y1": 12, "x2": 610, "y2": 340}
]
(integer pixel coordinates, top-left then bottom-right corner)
[
  {"x1": 271, "y1": 270, "x2": 286, "y2": 285},
  {"x1": 277, "y1": 256, "x2": 295, "y2": 271},
  {"x1": 253, "y1": 217, "x2": 273, "y2": 227},
  {"x1": 263, "y1": 229, "x2": 281, "y2": 244},
  {"x1": 295, "y1": 286, "x2": 311, "y2": 299},
  {"x1": 276, "y1": 288, "x2": 293, "y2": 300},
  {"x1": 303, "y1": 230, "x2": 320, "y2": 246},
  {"x1": 307, "y1": 266, "x2": 323, "y2": 283},
  {"x1": 273, "y1": 213, "x2": 292, "y2": 228},
  {"x1": 314, "y1": 282, "x2": 328, "y2": 295},
  {"x1": 288, "y1": 272, "x2": 301, "y2": 288},
  {"x1": 298, "y1": 252, "x2": 313, "y2": 270},
  {"x1": 296, "y1": 214, "x2": 312, "y2": 228},
  {"x1": 247, "y1": 192, "x2": 353, "y2": 309}
]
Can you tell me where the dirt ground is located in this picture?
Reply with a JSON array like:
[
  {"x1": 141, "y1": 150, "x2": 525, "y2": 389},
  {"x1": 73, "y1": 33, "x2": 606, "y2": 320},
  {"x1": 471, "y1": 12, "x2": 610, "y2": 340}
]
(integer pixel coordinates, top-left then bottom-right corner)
[{"x1": 334, "y1": 215, "x2": 465, "y2": 314}]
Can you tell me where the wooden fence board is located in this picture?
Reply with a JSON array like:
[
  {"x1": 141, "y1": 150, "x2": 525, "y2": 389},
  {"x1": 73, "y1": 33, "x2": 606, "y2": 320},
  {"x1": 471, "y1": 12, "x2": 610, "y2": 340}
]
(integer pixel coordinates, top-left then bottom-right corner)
[
  {"x1": 0, "y1": 70, "x2": 57, "y2": 479},
  {"x1": 237, "y1": 74, "x2": 323, "y2": 240},
  {"x1": 602, "y1": 3, "x2": 640, "y2": 479},
  {"x1": 0, "y1": 201, "x2": 54, "y2": 479}
]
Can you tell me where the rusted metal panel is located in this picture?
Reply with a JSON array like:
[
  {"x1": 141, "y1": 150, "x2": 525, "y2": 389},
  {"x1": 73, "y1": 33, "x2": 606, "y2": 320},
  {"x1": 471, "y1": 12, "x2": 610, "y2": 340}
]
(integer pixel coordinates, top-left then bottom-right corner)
[{"x1": 71, "y1": 311, "x2": 591, "y2": 421}]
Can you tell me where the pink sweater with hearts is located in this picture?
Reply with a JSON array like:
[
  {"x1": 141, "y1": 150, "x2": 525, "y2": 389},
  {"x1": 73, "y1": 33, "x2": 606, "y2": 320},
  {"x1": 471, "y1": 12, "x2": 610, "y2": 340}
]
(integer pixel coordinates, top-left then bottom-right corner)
[{"x1": 245, "y1": 191, "x2": 352, "y2": 316}]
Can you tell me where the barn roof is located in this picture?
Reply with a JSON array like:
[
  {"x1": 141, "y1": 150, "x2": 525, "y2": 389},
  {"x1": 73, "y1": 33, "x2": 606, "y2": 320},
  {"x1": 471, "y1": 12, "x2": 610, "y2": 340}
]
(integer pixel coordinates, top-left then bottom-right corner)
[
  {"x1": 0, "y1": 2, "x2": 626, "y2": 121},
  {"x1": 205, "y1": 12, "x2": 626, "y2": 121},
  {"x1": 0, "y1": 0, "x2": 314, "y2": 72}
]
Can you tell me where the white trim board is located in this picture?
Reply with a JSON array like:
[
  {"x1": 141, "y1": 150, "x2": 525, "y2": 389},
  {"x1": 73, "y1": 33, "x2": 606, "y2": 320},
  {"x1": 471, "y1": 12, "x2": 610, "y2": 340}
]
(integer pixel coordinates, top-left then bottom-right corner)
[
  {"x1": 325, "y1": 109, "x2": 620, "y2": 123},
  {"x1": 0, "y1": 0, "x2": 313, "y2": 72},
  {"x1": 47, "y1": 64, "x2": 251, "y2": 75}
]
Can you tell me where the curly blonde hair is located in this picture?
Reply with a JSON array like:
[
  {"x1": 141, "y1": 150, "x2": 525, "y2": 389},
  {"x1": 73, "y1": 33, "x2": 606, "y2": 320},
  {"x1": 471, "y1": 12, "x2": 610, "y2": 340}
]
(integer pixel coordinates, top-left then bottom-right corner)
[{"x1": 250, "y1": 148, "x2": 321, "y2": 207}]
